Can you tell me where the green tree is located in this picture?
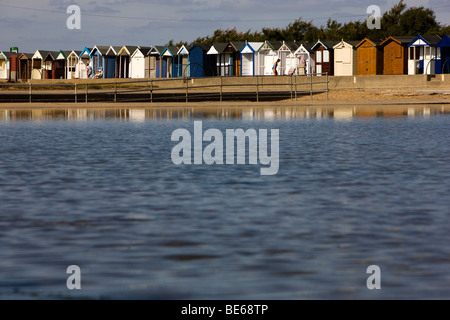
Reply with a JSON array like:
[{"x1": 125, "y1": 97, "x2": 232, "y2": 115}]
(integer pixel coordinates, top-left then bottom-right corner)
[{"x1": 398, "y1": 6, "x2": 441, "y2": 35}]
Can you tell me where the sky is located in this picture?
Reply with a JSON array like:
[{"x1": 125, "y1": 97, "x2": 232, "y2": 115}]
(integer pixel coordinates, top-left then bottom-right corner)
[{"x1": 0, "y1": 0, "x2": 449, "y2": 53}]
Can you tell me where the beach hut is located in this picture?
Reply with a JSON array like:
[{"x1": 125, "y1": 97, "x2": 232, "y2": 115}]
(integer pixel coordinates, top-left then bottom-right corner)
[
  {"x1": 130, "y1": 47, "x2": 151, "y2": 79},
  {"x1": 381, "y1": 36, "x2": 415, "y2": 75},
  {"x1": 206, "y1": 43, "x2": 226, "y2": 76},
  {"x1": 230, "y1": 42, "x2": 246, "y2": 76},
  {"x1": 188, "y1": 44, "x2": 214, "y2": 77},
  {"x1": 0, "y1": 52, "x2": 10, "y2": 80},
  {"x1": 160, "y1": 46, "x2": 178, "y2": 78},
  {"x1": 78, "y1": 47, "x2": 93, "y2": 77},
  {"x1": 207, "y1": 42, "x2": 243, "y2": 76},
  {"x1": 311, "y1": 40, "x2": 336, "y2": 76},
  {"x1": 31, "y1": 50, "x2": 50, "y2": 79},
  {"x1": 240, "y1": 42, "x2": 263, "y2": 76},
  {"x1": 355, "y1": 38, "x2": 384, "y2": 75},
  {"x1": 90, "y1": 46, "x2": 110, "y2": 78},
  {"x1": 147, "y1": 46, "x2": 165, "y2": 78},
  {"x1": 435, "y1": 35, "x2": 450, "y2": 74},
  {"x1": 54, "y1": 50, "x2": 70, "y2": 79},
  {"x1": 66, "y1": 51, "x2": 81, "y2": 79},
  {"x1": 293, "y1": 43, "x2": 314, "y2": 75},
  {"x1": 256, "y1": 41, "x2": 282, "y2": 75},
  {"x1": 103, "y1": 46, "x2": 121, "y2": 78},
  {"x1": 407, "y1": 35, "x2": 441, "y2": 75},
  {"x1": 277, "y1": 41, "x2": 299, "y2": 75},
  {"x1": 44, "y1": 51, "x2": 62, "y2": 79},
  {"x1": 116, "y1": 46, "x2": 138, "y2": 78},
  {"x1": 18, "y1": 53, "x2": 32, "y2": 80},
  {"x1": 333, "y1": 40, "x2": 359, "y2": 76},
  {"x1": 175, "y1": 45, "x2": 189, "y2": 77}
]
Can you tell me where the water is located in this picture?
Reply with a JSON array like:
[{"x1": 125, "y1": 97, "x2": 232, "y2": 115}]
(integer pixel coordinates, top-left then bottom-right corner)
[{"x1": 0, "y1": 105, "x2": 449, "y2": 299}]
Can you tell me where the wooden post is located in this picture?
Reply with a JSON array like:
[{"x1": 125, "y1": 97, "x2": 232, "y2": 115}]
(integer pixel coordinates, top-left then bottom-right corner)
[
  {"x1": 85, "y1": 83, "x2": 88, "y2": 103},
  {"x1": 290, "y1": 75, "x2": 293, "y2": 102},
  {"x1": 186, "y1": 77, "x2": 189, "y2": 103},
  {"x1": 256, "y1": 75, "x2": 259, "y2": 102},
  {"x1": 294, "y1": 75, "x2": 297, "y2": 101},
  {"x1": 29, "y1": 83, "x2": 32, "y2": 103},
  {"x1": 114, "y1": 82, "x2": 117, "y2": 102},
  {"x1": 220, "y1": 76, "x2": 223, "y2": 102},
  {"x1": 310, "y1": 73, "x2": 313, "y2": 101},
  {"x1": 75, "y1": 84, "x2": 77, "y2": 103},
  {"x1": 326, "y1": 72, "x2": 329, "y2": 101},
  {"x1": 150, "y1": 80, "x2": 153, "y2": 103}
]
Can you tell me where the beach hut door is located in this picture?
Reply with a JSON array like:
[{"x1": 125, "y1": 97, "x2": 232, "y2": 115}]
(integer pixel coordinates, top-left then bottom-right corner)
[
  {"x1": 279, "y1": 51, "x2": 287, "y2": 75},
  {"x1": 242, "y1": 53, "x2": 252, "y2": 76}
]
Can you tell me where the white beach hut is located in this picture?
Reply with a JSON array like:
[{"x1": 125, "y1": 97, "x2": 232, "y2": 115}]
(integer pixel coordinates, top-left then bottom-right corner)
[
  {"x1": 240, "y1": 42, "x2": 263, "y2": 76},
  {"x1": 0, "y1": 52, "x2": 10, "y2": 80},
  {"x1": 130, "y1": 47, "x2": 151, "y2": 78},
  {"x1": 277, "y1": 41, "x2": 299, "y2": 75},
  {"x1": 293, "y1": 43, "x2": 314, "y2": 75},
  {"x1": 256, "y1": 41, "x2": 282, "y2": 76},
  {"x1": 333, "y1": 40, "x2": 359, "y2": 76}
]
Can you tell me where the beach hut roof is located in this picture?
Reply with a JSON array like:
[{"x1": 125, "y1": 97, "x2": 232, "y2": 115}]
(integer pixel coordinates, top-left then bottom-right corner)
[
  {"x1": 311, "y1": 40, "x2": 338, "y2": 51},
  {"x1": 78, "y1": 47, "x2": 93, "y2": 58},
  {"x1": 147, "y1": 46, "x2": 166, "y2": 55},
  {"x1": 293, "y1": 42, "x2": 314, "y2": 54},
  {"x1": 188, "y1": 44, "x2": 212, "y2": 52},
  {"x1": 207, "y1": 43, "x2": 229, "y2": 54},
  {"x1": 161, "y1": 46, "x2": 179, "y2": 57},
  {"x1": 280, "y1": 41, "x2": 299, "y2": 51},
  {"x1": 230, "y1": 42, "x2": 247, "y2": 52},
  {"x1": 19, "y1": 53, "x2": 33, "y2": 59},
  {"x1": 44, "y1": 51, "x2": 60, "y2": 61},
  {"x1": 56, "y1": 50, "x2": 72, "y2": 60},
  {"x1": 67, "y1": 50, "x2": 82, "y2": 58},
  {"x1": 333, "y1": 40, "x2": 361, "y2": 49},
  {"x1": 436, "y1": 35, "x2": 450, "y2": 47},
  {"x1": 0, "y1": 51, "x2": 19, "y2": 58},
  {"x1": 33, "y1": 50, "x2": 53, "y2": 59},
  {"x1": 408, "y1": 34, "x2": 441, "y2": 47},
  {"x1": 131, "y1": 47, "x2": 151, "y2": 58},
  {"x1": 381, "y1": 36, "x2": 416, "y2": 46},
  {"x1": 91, "y1": 46, "x2": 111, "y2": 56},
  {"x1": 105, "y1": 46, "x2": 122, "y2": 55},
  {"x1": 355, "y1": 38, "x2": 384, "y2": 48},
  {"x1": 118, "y1": 46, "x2": 139, "y2": 56},
  {"x1": 258, "y1": 40, "x2": 283, "y2": 51},
  {"x1": 177, "y1": 45, "x2": 189, "y2": 55}
]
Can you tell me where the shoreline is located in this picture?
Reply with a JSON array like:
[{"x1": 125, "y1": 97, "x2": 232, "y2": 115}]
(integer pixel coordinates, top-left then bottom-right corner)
[{"x1": 0, "y1": 88, "x2": 450, "y2": 109}]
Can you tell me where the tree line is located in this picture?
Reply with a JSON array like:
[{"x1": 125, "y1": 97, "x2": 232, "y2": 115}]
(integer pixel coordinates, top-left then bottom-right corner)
[{"x1": 170, "y1": 1, "x2": 450, "y2": 47}]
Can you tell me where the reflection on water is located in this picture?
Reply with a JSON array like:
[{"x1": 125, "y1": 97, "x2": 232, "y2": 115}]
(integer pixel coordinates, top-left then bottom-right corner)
[
  {"x1": 0, "y1": 105, "x2": 448, "y2": 121},
  {"x1": 0, "y1": 105, "x2": 449, "y2": 300}
]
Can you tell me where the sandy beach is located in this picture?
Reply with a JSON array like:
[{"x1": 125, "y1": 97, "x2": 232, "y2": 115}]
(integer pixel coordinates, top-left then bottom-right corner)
[{"x1": 0, "y1": 88, "x2": 449, "y2": 109}]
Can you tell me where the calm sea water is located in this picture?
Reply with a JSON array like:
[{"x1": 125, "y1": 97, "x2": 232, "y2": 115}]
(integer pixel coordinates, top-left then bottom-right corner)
[{"x1": 0, "y1": 105, "x2": 449, "y2": 299}]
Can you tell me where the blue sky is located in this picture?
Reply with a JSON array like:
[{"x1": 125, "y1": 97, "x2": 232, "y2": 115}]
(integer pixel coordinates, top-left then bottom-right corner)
[{"x1": 0, "y1": 0, "x2": 449, "y2": 53}]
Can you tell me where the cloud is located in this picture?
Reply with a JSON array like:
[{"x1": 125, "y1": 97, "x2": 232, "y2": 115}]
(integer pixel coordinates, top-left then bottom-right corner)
[{"x1": 1, "y1": 0, "x2": 449, "y2": 52}]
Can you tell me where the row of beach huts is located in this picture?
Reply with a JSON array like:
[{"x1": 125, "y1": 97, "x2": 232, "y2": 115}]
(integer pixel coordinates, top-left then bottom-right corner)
[{"x1": 1, "y1": 35, "x2": 450, "y2": 81}]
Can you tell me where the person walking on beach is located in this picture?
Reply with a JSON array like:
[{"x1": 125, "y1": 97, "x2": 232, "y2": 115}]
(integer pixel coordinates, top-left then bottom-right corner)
[
  {"x1": 273, "y1": 59, "x2": 281, "y2": 75},
  {"x1": 87, "y1": 64, "x2": 93, "y2": 78}
]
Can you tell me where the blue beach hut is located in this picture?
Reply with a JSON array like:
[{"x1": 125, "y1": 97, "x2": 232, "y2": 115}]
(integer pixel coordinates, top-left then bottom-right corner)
[
  {"x1": 435, "y1": 35, "x2": 450, "y2": 74},
  {"x1": 188, "y1": 44, "x2": 214, "y2": 78},
  {"x1": 160, "y1": 46, "x2": 178, "y2": 78},
  {"x1": 104, "y1": 46, "x2": 121, "y2": 78},
  {"x1": 90, "y1": 46, "x2": 110, "y2": 78},
  {"x1": 407, "y1": 35, "x2": 441, "y2": 75}
]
